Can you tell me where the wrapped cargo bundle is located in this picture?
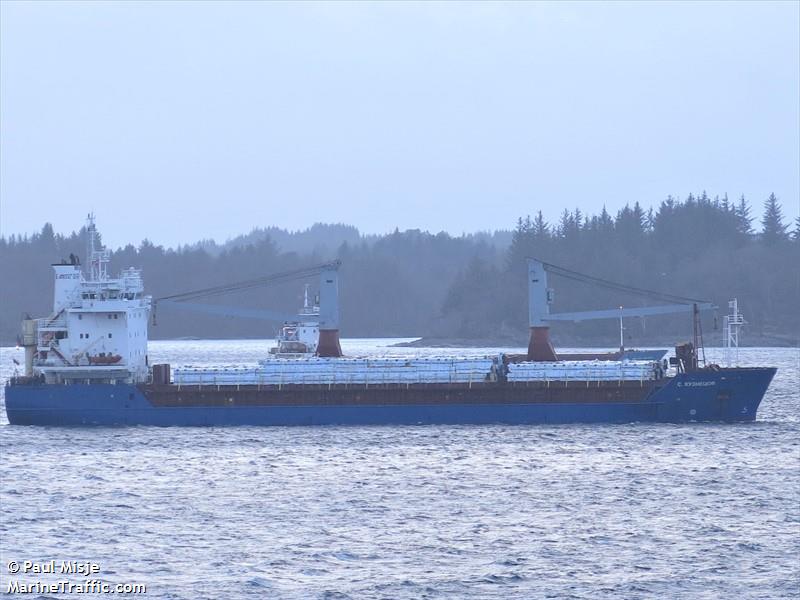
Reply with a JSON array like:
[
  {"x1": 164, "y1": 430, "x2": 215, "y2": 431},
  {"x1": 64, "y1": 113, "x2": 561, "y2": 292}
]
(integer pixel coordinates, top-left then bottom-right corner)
[
  {"x1": 174, "y1": 367, "x2": 261, "y2": 385},
  {"x1": 507, "y1": 360, "x2": 658, "y2": 382},
  {"x1": 174, "y1": 356, "x2": 499, "y2": 386}
]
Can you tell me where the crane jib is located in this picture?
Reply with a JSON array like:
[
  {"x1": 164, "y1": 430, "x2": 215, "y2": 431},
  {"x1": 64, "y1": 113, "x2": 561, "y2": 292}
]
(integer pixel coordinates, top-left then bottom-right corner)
[
  {"x1": 544, "y1": 303, "x2": 717, "y2": 322},
  {"x1": 150, "y1": 261, "x2": 341, "y2": 326}
]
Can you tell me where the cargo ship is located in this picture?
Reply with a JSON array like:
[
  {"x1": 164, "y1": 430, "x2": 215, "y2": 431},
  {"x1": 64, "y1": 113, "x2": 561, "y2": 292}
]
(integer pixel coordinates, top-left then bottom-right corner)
[{"x1": 5, "y1": 217, "x2": 776, "y2": 426}]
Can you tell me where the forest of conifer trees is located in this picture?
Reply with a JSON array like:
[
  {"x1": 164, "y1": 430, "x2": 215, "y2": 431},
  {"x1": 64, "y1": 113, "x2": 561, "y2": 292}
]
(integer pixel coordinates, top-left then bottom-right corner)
[{"x1": 1, "y1": 193, "x2": 797, "y2": 347}]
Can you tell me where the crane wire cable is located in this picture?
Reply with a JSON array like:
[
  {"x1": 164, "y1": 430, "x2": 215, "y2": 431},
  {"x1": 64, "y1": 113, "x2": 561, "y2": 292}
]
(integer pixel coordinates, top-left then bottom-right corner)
[
  {"x1": 538, "y1": 260, "x2": 710, "y2": 305},
  {"x1": 155, "y1": 260, "x2": 340, "y2": 303}
]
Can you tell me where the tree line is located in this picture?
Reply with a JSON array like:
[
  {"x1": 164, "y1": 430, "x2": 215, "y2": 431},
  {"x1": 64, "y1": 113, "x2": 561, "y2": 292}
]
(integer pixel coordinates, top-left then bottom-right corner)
[
  {"x1": 1, "y1": 193, "x2": 797, "y2": 346},
  {"x1": 445, "y1": 193, "x2": 798, "y2": 345}
]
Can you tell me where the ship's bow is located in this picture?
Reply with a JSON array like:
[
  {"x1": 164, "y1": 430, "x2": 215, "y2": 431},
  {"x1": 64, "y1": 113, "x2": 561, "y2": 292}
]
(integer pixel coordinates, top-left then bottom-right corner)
[{"x1": 721, "y1": 366, "x2": 778, "y2": 422}]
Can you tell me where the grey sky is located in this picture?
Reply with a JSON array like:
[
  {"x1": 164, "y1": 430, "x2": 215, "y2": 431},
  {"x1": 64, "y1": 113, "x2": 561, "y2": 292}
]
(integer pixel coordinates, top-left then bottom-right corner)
[{"x1": 1, "y1": 1, "x2": 798, "y2": 248}]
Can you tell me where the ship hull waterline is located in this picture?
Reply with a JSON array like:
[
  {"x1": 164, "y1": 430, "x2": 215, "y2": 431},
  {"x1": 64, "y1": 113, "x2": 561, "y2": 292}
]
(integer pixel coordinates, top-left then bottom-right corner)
[{"x1": 4, "y1": 368, "x2": 776, "y2": 427}]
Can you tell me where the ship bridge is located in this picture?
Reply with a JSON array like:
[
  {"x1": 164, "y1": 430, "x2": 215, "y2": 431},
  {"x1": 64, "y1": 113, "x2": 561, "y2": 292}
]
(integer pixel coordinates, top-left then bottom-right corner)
[{"x1": 25, "y1": 215, "x2": 152, "y2": 384}]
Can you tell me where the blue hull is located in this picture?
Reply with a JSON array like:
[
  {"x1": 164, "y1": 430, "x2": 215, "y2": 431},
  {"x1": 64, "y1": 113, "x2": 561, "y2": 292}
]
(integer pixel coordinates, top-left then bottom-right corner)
[{"x1": 4, "y1": 368, "x2": 775, "y2": 426}]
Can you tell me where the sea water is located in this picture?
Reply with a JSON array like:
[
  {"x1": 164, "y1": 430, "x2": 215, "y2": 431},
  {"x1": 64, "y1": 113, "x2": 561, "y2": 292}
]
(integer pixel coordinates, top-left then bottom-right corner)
[{"x1": 0, "y1": 341, "x2": 797, "y2": 599}]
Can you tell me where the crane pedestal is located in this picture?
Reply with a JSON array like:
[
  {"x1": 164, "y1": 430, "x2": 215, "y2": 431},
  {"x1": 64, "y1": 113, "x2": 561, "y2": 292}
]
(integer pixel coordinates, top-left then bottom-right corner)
[
  {"x1": 527, "y1": 327, "x2": 558, "y2": 362},
  {"x1": 317, "y1": 329, "x2": 342, "y2": 358}
]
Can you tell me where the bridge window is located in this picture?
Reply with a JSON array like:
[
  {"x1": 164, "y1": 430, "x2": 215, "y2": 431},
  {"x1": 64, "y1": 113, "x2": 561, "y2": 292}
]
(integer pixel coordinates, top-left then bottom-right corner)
[{"x1": 108, "y1": 333, "x2": 112, "y2": 338}]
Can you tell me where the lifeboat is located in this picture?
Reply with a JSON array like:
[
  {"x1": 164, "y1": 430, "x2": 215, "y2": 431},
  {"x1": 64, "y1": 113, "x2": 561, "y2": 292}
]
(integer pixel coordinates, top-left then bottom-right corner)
[{"x1": 87, "y1": 353, "x2": 123, "y2": 365}]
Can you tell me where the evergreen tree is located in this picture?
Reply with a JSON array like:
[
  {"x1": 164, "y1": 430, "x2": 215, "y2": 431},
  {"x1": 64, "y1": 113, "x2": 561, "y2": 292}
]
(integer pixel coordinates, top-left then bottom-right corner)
[
  {"x1": 573, "y1": 208, "x2": 583, "y2": 229},
  {"x1": 761, "y1": 193, "x2": 788, "y2": 245},
  {"x1": 532, "y1": 211, "x2": 549, "y2": 239},
  {"x1": 597, "y1": 206, "x2": 614, "y2": 233},
  {"x1": 558, "y1": 209, "x2": 574, "y2": 238},
  {"x1": 721, "y1": 193, "x2": 731, "y2": 213},
  {"x1": 615, "y1": 203, "x2": 645, "y2": 244},
  {"x1": 37, "y1": 223, "x2": 56, "y2": 250},
  {"x1": 507, "y1": 216, "x2": 533, "y2": 267},
  {"x1": 735, "y1": 195, "x2": 753, "y2": 236},
  {"x1": 632, "y1": 201, "x2": 645, "y2": 228},
  {"x1": 645, "y1": 207, "x2": 655, "y2": 232},
  {"x1": 511, "y1": 216, "x2": 532, "y2": 242}
]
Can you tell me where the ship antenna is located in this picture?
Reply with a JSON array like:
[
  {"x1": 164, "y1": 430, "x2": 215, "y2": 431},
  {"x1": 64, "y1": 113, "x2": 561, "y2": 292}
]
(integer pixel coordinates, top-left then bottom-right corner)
[
  {"x1": 86, "y1": 213, "x2": 95, "y2": 281},
  {"x1": 85, "y1": 212, "x2": 109, "y2": 282},
  {"x1": 723, "y1": 298, "x2": 744, "y2": 367}
]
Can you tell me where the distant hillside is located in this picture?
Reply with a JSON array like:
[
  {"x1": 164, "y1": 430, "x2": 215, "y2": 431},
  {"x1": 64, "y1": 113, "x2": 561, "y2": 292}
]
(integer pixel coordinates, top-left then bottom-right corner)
[
  {"x1": 1, "y1": 194, "x2": 796, "y2": 346},
  {"x1": 186, "y1": 223, "x2": 362, "y2": 257},
  {"x1": 184, "y1": 223, "x2": 513, "y2": 258}
]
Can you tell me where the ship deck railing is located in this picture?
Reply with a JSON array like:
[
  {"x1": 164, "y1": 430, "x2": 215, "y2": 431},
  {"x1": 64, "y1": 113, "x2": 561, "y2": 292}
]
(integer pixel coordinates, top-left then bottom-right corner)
[
  {"x1": 158, "y1": 378, "x2": 661, "y2": 393},
  {"x1": 37, "y1": 317, "x2": 67, "y2": 330}
]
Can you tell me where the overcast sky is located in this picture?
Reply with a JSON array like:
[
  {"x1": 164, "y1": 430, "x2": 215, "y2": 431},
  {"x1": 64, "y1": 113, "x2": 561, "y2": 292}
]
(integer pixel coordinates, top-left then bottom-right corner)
[{"x1": 1, "y1": 1, "x2": 798, "y2": 248}]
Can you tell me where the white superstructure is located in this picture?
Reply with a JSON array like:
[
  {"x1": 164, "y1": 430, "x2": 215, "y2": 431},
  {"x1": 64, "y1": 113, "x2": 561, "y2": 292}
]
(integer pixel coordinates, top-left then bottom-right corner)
[
  {"x1": 29, "y1": 215, "x2": 151, "y2": 384},
  {"x1": 269, "y1": 284, "x2": 320, "y2": 356}
]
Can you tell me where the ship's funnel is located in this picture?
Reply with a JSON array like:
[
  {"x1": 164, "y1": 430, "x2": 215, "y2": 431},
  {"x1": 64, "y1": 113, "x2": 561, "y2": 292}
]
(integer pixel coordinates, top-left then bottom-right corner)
[
  {"x1": 317, "y1": 263, "x2": 342, "y2": 357},
  {"x1": 52, "y1": 264, "x2": 82, "y2": 313},
  {"x1": 527, "y1": 259, "x2": 558, "y2": 361}
]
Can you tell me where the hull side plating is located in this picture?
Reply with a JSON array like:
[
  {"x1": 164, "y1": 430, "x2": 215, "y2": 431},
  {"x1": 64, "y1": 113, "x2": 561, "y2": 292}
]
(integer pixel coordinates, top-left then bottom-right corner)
[{"x1": 5, "y1": 368, "x2": 775, "y2": 426}]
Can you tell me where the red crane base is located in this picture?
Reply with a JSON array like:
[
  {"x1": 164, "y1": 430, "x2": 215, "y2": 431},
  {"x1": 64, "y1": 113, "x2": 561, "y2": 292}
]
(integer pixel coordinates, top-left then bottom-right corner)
[
  {"x1": 527, "y1": 327, "x2": 558, "y2": 362},
  {"x1": 317, "y1": 329, "x2": 343, "y2": 358}
]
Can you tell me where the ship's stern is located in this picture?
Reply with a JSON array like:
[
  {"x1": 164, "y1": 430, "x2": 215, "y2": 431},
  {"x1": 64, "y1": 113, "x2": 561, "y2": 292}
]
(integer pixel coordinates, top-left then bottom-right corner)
[{"x1": 4, "y1": 379, "x2": 146, "y2": 426}]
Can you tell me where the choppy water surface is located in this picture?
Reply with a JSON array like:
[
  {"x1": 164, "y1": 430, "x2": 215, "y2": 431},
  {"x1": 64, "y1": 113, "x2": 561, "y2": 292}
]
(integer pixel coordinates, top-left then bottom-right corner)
[{"x1": 0, "y1": 342, "x2": 797, "y2": 599}]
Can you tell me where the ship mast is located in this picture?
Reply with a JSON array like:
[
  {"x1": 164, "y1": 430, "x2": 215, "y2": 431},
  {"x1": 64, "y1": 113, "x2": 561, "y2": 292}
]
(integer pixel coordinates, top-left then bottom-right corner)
[
  {"x1": 723, "y1": 298, "x2": 744, "y2": 367},
  {"x1": 85, "y1": 213, "x2": 110, "y2": 282}
]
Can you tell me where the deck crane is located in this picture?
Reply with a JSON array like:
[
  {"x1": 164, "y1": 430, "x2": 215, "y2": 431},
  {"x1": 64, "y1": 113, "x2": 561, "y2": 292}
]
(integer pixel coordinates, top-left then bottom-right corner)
[
  {"x1": 152, "y1": 260, "x2": 343, "y2": 357},
  {"x1": 526, "y1": 258, "x2": 716, "y2": 365}
]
